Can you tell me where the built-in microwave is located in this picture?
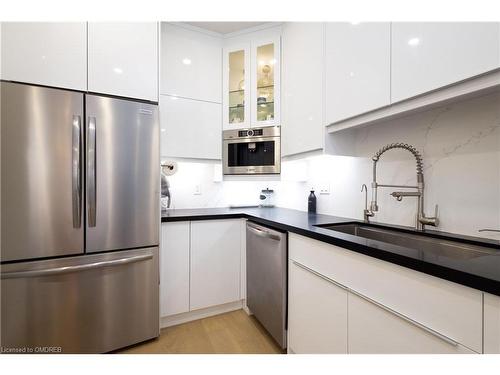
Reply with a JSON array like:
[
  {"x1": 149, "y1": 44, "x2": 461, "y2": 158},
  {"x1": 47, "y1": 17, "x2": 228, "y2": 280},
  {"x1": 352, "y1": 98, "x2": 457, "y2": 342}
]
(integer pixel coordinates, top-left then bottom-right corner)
[{"x1": 223, "y1": 126, "x2": 281, "y2": 175}]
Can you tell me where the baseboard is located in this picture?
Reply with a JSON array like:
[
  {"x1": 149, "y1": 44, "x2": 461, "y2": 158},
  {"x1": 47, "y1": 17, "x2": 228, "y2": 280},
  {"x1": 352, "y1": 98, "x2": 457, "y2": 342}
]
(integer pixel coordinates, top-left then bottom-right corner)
[
  {"x1": 160, "y1": 300, "x2": 244, "y2": 328},
  {"x1": 242, "y1": 303, "x2": 253, "y2": 316}
]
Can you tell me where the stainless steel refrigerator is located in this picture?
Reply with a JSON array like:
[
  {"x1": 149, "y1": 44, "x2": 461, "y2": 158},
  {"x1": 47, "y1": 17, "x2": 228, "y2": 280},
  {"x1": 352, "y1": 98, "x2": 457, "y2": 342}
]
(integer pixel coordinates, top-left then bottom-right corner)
[{"x1": 1, "y1": 82, "x2": 160, "y2": 353}]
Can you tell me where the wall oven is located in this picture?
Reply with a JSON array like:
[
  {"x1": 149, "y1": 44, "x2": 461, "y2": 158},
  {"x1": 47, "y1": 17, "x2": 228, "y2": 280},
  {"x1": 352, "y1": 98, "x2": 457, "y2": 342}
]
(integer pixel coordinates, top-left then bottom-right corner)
[{"x1": 223, "y1": 126, "x2": 281, "y2": 175}]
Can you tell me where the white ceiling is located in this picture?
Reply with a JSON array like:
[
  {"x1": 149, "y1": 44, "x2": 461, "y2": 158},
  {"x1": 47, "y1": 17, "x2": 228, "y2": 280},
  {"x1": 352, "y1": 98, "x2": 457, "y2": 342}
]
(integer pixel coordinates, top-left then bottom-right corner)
[{"x1": 184, "y1": 22, "x2": 269, "y2": 35}]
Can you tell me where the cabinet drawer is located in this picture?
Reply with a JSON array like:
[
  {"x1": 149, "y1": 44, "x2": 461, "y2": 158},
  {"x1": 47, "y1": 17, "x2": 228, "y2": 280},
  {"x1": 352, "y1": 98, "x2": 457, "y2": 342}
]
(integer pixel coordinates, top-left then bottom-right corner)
[
  {"x1": 288, "y1": 260, "x2": 348, "y2": 354},
  {"x1": 484, "y1": 293, "x2": 500, "y2": 354},
  {"x1": 348, "y1": 292, "x2": 475, "y2": 354},
  {"x1": 289, "y1": 233, "x2": 483, "y2": 352}
]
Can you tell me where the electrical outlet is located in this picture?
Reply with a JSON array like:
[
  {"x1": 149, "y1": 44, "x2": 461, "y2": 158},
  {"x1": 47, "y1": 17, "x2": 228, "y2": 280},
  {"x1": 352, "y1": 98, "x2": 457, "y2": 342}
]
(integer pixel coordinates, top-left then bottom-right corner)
[
  {"x1": 319, "y1": 184, "x2": 330, "y2": 195},
  {"x1": 194, "y1": 184, "x2": 202, "y2": 195}
]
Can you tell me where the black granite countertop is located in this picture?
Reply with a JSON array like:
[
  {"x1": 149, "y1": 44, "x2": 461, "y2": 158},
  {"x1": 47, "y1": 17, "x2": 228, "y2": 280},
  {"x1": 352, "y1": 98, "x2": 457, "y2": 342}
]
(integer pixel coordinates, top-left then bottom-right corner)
[{"x1": 162, "y1": 207, "x2": 500, "y2": 296}]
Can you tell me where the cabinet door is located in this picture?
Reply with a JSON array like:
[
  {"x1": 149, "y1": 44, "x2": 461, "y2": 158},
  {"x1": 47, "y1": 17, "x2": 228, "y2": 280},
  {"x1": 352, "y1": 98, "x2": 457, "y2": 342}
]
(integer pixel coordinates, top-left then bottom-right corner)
[
  {"x1": 251, "y1": 37, "x2": 281, "y2": 127},
  {"x1": 348, "y1": 292, "x2": 475, "y2": 354},
  {"x1": 160, "y1": 95, "x2": 221, "y2": 160},
  {"x1": 223, "y1": 43, "x2": 251, "y2": 130},
  {"x1": 88, "y1": 22, "x2": 158, "y2": 101},
  {"x1": 288, "y1": 261, "x2": 348, "y2": 354},
  {"x1": 160, "y1": 23, "x2": 222, "y2": 103},
  {"x1": 190, "y1": 220, "x2": 241, "y2": 310},
  {"x1": 1, "y1": 22, "x2": 87, "y2": 90},
  {"x1": 484, "y1": 293, "x2": 500, "y2": 354},
  {"x1": 325, "y1": 22, "x2": 390, "y2": 124},
  {"x1": 160, "y1": 222, "x2": 190, "y2": 317},
  {"x1": 391, "y1": 22, "x2": 500, "y2": 103},
  {"x1": 282, "y1": 22, "x2": 324, "y2": 157}
]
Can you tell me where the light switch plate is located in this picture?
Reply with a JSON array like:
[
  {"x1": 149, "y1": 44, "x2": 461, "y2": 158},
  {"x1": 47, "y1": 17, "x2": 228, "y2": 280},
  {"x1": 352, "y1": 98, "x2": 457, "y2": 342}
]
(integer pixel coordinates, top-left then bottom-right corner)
[{"x1": 194, "y1": 184, "x2": 202, "y2": 195}]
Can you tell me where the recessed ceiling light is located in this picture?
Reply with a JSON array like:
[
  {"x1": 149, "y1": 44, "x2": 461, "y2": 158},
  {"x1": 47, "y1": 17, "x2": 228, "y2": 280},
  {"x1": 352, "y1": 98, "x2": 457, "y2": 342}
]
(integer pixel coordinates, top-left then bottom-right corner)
[
  {"x1": 350, "y1": 22, "x2": 361, "y2": 25},
  {"x1": 113, "y1": 67, "x2": 123, "y2": 74},
  {"x1": 182, "y1": 58, "x2": 192, "y2": 65},
  {"x1": 408, "y1": 37, "x2": 421, "y2": 46}
]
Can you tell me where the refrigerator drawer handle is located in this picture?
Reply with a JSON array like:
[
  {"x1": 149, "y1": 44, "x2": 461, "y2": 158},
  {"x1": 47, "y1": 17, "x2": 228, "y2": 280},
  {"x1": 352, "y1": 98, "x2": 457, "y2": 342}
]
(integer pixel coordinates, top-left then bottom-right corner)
[
  {"x1": 72, "y1": 115, "x2": 82, "y2": 228},
  {"x1": 87, "y1": 116, "x2": 97, "y2": 227},
  {"x1": 1, "y1": 254, "x2": 153, "y2": 279},
  {"x1": 247, "y1": 225, "x2": 281, "y2": 241}
]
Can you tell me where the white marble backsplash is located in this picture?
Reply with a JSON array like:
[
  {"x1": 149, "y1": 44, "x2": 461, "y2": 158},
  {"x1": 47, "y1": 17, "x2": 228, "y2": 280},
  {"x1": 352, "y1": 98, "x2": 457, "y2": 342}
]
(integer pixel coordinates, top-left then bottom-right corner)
[{"x1": 164, "y1": 91, "x2": 500, "y2": 240}]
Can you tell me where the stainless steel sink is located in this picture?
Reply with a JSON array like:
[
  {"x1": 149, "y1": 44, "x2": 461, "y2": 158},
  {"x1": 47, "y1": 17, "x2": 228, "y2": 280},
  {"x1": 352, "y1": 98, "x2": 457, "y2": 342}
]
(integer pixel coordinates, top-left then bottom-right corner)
[{"x1": 316, "y1": 223, "x2": 500, "y2": 260}]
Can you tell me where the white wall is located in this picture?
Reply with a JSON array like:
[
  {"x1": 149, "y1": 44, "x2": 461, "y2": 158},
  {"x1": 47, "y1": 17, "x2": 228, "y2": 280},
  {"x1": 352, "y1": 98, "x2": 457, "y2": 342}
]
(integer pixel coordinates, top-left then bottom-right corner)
[{"x1": 163, "y1": 92, "x2": 500, "y2": 240}]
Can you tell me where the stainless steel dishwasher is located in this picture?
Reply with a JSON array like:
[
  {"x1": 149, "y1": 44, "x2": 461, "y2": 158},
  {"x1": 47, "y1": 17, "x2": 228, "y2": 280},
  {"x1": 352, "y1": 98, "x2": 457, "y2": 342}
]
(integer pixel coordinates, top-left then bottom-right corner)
[{"x1": 246, "y1": 221, "x2": 287, "y2": 349}]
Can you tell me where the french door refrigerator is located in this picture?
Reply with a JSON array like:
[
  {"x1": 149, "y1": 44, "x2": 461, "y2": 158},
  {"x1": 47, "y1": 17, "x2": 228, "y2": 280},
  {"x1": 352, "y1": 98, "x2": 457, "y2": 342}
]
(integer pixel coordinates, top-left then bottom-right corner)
[{"x1": 1, "y1": 82, "x2": 160, "y2": 353}]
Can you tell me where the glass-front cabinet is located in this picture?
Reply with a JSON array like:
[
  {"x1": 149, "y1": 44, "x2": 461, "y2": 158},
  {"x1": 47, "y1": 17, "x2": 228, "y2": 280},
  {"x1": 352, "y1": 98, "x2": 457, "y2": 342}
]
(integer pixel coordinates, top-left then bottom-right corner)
[
  {"x1": 224, "y1": 45, "x2": 250, "y2": 128},
  {"x1": 223, "y1": 36, "x2": 280, "y2": 130}
]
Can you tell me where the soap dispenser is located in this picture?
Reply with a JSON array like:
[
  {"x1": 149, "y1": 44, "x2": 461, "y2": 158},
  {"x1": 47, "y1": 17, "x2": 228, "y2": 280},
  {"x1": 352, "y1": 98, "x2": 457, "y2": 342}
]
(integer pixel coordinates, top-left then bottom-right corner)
[{"x1": 308, "y1": 189, "x2": 317, "y2": 213}]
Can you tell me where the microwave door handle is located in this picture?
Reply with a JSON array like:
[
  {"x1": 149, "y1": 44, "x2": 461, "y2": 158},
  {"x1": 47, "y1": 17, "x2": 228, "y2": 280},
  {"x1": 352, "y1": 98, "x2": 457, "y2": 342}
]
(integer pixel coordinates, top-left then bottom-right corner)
[{"x1": 87, "y1": 116, "x2": 97, "y2": 227}]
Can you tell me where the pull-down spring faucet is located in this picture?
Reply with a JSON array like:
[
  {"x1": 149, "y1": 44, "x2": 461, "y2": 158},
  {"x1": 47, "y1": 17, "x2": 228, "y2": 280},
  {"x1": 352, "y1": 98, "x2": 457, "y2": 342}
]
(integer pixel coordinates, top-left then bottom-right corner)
[{"x1": 365, "y1": 143, "x2": 438, "y2": 231}]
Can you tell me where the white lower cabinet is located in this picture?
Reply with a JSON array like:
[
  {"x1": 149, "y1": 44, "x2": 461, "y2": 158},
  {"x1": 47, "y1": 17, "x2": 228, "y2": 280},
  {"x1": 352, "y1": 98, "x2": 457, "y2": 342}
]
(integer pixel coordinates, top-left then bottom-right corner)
[
  {"x1": 190, "y1": 220, "x2": 242, "y2": 310},
  {"x1": 484, "y1": 293, "x2": 500, "y2": 354},
  {"x1": 348, "y1": 292, "x2": 474, "y2": 354},
  {"x1": 288, "y1": 233, "x2": 484, "y2": 354},
  {"x1": 288, "y1": 261, "x2": 347, "y2": 354},
  {"x1": 160, "y1": 219, "x2": 243, "y2": 320},
  {"x1": 160, "y1": 222, "x2": 190, "y2": 317}
]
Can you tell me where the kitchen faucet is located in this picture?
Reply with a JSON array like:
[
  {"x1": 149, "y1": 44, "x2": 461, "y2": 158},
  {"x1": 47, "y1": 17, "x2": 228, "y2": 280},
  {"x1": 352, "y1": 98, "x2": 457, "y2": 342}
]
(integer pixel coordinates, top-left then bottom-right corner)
[
  {"x1": 367, "y1": 142, "x2": 439, "y2": 231},
  {"x1": 361, "y1": 184, "x2": 374, "y2": 223}
]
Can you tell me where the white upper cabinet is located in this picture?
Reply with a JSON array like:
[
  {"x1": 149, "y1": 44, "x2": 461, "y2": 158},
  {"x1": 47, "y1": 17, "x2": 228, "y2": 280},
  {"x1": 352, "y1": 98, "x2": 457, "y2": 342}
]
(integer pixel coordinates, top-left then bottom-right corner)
[
  {"x1": 391, "y1": 22, "x2": 500, "y2": 103},
  {"x1": 1, "y1": 22, "x2": 87, "y2": 90},
  {"x1": 160, "y1": 95, "x2": 221, "y2": 160},
  {"x1": 88, "y1": 22, "x2": 158, "y2": 101},
  {"x1": 223, "y1": 43, "x2": 251, "y2": 129},
  {"x1": 161, "y1": 23, "x2": 222, "y2": 103},
  {"x1": 282, "y1": 22, "x2": 324, "y2": 157},
  {"x1": 223, "y1": 28, "x2": 281, "y2": 130},
  {"x1": 325, "y1": 22, "x2": 391, "y2": 125},
  {"x1": 250, "y1": 36, "x2": 281, "y2": 128}
]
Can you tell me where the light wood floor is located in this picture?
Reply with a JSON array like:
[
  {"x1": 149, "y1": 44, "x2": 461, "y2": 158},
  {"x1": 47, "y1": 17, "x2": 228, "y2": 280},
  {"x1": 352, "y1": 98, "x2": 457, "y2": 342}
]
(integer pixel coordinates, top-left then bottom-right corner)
[{"x1": 117, "y1": 309, "x2": 284, "y2": 354}]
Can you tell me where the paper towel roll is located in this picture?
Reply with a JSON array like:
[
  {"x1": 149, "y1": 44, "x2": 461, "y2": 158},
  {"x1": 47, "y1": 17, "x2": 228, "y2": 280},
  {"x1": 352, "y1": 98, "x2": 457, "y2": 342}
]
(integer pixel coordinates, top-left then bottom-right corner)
[{"x1": 161, "y1": 160, "x2": 178, "y2": 176}]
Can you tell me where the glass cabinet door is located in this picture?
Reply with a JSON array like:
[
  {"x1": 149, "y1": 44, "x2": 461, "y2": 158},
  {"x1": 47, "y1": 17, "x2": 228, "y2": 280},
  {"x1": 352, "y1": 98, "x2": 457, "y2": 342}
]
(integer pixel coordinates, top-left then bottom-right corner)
[
  {"x1": 224, "y1": 45, "x2": 250, "y2": 129},
  {"x1": 252, "y1": 37, "x2": 280, "y2": 127}
]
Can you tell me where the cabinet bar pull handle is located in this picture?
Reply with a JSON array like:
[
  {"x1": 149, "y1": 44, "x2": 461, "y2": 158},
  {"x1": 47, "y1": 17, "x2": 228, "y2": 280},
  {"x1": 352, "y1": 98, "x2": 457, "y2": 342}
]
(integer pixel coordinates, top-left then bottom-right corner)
[
  {"x1": 349, "y1": 289, "x2": 459, "y2": 347},
  {"x1": 291, "y1": 260, "x2": 349, "y2": 291},
  {"x1": 291, "y1": 260, "x2": 460, "y2": 348}
]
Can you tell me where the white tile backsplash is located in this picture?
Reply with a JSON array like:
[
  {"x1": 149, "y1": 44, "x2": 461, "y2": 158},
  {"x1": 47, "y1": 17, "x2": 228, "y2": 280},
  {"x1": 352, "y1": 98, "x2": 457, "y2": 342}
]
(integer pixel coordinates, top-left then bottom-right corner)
[{"x1": 163, "y1": 91, "x2": 500, "y2": 240}]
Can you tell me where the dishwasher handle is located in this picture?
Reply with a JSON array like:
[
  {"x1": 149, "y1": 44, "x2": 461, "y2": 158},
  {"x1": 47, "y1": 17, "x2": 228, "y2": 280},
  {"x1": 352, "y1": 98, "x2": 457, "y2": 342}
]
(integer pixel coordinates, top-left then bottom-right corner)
[{"x1": 247, "y1": 223, "x2": 282, "y2": 241}]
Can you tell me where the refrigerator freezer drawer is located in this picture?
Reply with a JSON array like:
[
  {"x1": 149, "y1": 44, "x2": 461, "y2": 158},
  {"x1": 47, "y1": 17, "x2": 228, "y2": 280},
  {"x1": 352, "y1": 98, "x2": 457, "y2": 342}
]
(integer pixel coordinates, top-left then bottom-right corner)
[{"x1": 1, "y1": 247, "x2": 159, "y2": 353}]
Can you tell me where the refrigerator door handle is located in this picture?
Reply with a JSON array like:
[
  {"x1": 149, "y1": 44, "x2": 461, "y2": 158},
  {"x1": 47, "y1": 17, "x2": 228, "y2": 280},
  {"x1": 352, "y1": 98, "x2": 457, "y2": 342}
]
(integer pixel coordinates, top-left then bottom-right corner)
[
  {"x1": 1, "y1": 253, "x2": 153, "y2": 279},
  {"x1": 87, "y1": 116, "x2": 97, "y2": 227},
  {"x1": 72, "y1": 115, "x2": 82, "y2": 228}
]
